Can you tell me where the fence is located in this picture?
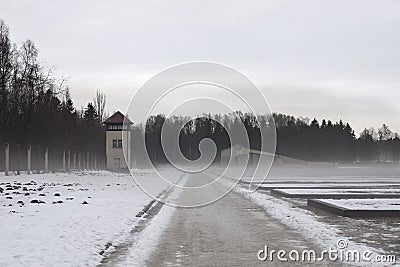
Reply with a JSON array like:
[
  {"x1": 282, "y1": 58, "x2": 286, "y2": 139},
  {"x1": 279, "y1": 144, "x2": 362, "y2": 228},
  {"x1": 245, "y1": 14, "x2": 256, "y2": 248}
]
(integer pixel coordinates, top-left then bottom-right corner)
[{"x1": 1, "y1": 143, "x2": 105, "y2": 176}]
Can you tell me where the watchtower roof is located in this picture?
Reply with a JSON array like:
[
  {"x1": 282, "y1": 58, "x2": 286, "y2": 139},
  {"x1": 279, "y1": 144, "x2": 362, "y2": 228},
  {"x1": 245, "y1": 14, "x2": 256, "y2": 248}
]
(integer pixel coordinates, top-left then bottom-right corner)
[{"x1": 103, "y1": 111, "x2": 133, "y2": 125}]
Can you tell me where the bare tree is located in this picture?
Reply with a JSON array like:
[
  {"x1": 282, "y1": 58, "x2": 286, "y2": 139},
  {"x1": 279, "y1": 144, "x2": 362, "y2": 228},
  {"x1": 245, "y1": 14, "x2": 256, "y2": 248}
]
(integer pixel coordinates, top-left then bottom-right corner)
[
  {"x1": 93, "y1": 90, "x2": 106, "y2": 123},
  {"x1": 378, "y1": 124, "x2": 392, "y2": 141},
  {"x1": 0, "y1": 20, "x2": 12, "y2": 140},
  {"x1": 377, "y1": 124, "x2": 393, "y2": 162}
]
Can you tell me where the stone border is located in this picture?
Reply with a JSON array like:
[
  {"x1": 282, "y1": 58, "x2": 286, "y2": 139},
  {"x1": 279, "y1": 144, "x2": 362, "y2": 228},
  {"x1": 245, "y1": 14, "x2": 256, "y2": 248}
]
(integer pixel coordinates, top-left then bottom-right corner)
[
  {"x1": 241, "y1": 180, "x2": 400, "y2": 185},
  {"x1": 256, "y1": 184, "x2": 400, "y2": 190},
  {"x1": 271, "y1": 189, "x2": 400, "y2": 199},
  {"x1": 308, "y1": 199, "x2": 400, "y2": 217}
]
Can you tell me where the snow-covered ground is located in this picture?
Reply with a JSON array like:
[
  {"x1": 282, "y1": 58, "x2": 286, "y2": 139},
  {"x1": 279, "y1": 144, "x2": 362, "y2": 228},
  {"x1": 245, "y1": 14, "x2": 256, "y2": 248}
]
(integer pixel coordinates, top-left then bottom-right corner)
[
  {"x1": 275, "y1": 188, "x2": 400, "y2": 195},
  {"x1": 1, "y1": 164, "x2": 400, "y2": 266},
  {"x1": 318, "y1": 198, "x2": 400, "y2": 210},
  {"x1": 216, "y1": 165, "x2": 400, "y2": 265},
  {"x1": 223, "y1": 182, "x2": 398, "y2": 266},
  {"x1": 222, "y1": 179, "x2": 381, "y2": 254},
  {"x1": 240, "y1": 163, "x2": 400, "y2": 183},
  {"x1": 112, "y1": 178, "x2": 186, "y2": 267},
  {"x1": 0, "y1": 170, "x2": 181, "y2": 267},
  {"x1": 257, "y1": 183, "x2": 400, "y2": 189}
]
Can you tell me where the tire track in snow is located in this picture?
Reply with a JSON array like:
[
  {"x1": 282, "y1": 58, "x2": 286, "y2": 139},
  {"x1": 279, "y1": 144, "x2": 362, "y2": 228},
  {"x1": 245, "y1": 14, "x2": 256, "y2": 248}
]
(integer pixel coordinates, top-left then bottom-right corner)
[{"x1": 98, "y1": 173, "x2": 185, "y2": 266}]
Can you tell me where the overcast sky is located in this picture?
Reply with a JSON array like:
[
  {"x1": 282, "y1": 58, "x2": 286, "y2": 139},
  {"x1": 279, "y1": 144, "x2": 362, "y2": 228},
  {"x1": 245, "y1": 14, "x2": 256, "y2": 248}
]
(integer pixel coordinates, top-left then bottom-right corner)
[{"x1": 1, "y1": 0, "x2": 400, "y2": 134}]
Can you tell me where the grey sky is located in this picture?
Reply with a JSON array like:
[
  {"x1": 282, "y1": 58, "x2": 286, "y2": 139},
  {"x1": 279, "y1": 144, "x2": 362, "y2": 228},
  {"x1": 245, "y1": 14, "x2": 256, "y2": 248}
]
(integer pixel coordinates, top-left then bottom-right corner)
[{"x1": 1, "y1": 0, "x2": 400, "y2": 134}]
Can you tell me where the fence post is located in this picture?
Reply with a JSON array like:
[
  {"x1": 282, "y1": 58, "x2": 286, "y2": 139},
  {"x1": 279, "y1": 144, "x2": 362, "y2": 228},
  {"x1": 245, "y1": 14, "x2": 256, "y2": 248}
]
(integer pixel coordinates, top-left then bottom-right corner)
[
  {"x1": 5, "y1": 143, "x2": 9, "y2": 176},
  {"x1": 68, "y1": 150, "x2": 71, "y2": 171},
  {"x1": 78, "y1": 151, "x2": 81, "y2": 170},
  {"x1": 37, "y1": 146, "x2": 40, "y2": 174},
  {"x1": 86, "y1": 152, "x2": 89, "y2": 170},
  {"x1": 94, "y1": 154, "x2": 97, "y2": 170},
  {"x1": 73, "y1": 151, "x2": 76, "y2": 170},
  {"x1": 27, "y1": 145, "x2": 31, "y2": 175},
  {"x1": 16, "y1": 144, "x2": 20, "y2": 175},
  {"x1": 90, "y1": 152, "x2": 94, "y2": 170},
  {"x1": 45, "y1": 147, "x2": 49, "y2": 173},
  {"x1": 63, "y1": 150, "x2": 66, "y2": 172},
  {"x1": 53, "y1": 148, "x2": 56, "y2": 173}
]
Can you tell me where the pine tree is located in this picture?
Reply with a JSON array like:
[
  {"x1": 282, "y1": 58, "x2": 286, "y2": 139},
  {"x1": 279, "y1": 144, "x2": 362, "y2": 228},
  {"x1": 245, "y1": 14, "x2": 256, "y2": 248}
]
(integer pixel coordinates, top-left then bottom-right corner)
[{"x1": 83, "y1": 103, "x2": 99, "y2": 126}]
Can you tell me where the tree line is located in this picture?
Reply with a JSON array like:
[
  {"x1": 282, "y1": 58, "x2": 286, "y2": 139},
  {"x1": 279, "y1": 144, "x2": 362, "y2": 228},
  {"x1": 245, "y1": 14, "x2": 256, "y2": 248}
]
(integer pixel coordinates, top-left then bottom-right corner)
[
  {"x1": 0, "y1": 20, "x2": 106, "y2": 169},
  {"x1": 136, "y1": 113, "x2": 400, "y2": 164}
]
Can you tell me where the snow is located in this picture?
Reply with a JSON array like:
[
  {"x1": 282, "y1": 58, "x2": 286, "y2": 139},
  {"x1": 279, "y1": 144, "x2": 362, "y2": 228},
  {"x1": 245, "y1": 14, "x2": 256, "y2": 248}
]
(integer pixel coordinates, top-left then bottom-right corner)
[
  {"x1": 228, "y1": 180, "x2": 381, "y2": 249},
  {"x1": 216, "y1": 164, "x2": 400, "y2": 265},
  {"x1": 257, "y1": 183, "x2": 400, "y2": 189},
  {"x1": 318, "y1": 199, "x2": 400, "y2": 210},
  {"x1": 219, "y1": 178, "x2": 385, "y2": 266},
  {"x1": 239, "y1": 164, "x2": 400, "y2": 183},
  {"x1": 2, "y1": 165, "x2": 399, "y2": 266},
  {"x1": 115, "y1": 178, "x2": 186, "y2": 266},
  {"x1": 0, "y1": 170, "x2": 181, "y2": 267},
  {"x1": 245, "y1": 177, "x2": 400, "y2": 183},
  {"x1": 275, "y1": 188, "x2": 400, "y2": 195}
]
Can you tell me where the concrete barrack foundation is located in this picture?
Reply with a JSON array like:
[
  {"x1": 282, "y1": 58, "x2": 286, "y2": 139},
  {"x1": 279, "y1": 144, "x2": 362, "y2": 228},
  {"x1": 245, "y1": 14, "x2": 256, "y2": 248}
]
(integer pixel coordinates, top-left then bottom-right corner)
[
  {"x1": 271, "y1": 189, "x2": 400, "y2": 199},
  {"x1": 308, "y1": 199, "x2": 400, "y2": 217}
]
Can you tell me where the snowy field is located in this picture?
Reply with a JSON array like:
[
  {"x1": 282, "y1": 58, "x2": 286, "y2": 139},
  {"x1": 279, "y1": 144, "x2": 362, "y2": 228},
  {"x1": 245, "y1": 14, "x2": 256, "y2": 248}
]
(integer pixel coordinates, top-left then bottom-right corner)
[
  {"x1": 1, "y1": 164, "x2": 400, "y2": 266},
  {"x1": 0, "y1": 170, "x2": 181, "y2": 266},
  {"x1": 241, "y1": 164, "x2": 400, "y2": 183}
]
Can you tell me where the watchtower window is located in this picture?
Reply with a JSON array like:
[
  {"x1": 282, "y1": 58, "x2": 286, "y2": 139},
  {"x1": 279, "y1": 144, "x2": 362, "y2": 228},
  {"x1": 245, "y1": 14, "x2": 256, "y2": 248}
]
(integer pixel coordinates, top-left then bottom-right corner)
[
  {"x1": 112, "y1": 139, "x2": 123, "y2": 148},
  {"x1": 108, "y1": 124, "x2": 123, "y2": 130}
]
